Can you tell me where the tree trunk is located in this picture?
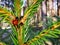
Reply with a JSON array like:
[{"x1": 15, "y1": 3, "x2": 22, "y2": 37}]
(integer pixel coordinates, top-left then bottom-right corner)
[
  {"x1": 57, "y1": 0, "x2": 60, "y2": 16},
  {"x1": 41, "y1": 0, "x2": 47, "y2": 29}
]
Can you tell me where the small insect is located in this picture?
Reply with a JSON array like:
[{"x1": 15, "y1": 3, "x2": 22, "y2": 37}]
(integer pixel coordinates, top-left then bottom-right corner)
[
  {"x1": 12, "y1": 16, "x2": 24, "y2": 26},
  {"x1": 12, "y1": 17, "x2": 18, "y2": 26}
]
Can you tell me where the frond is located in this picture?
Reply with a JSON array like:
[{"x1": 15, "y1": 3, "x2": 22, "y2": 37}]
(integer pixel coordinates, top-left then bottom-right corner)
[
  {"x1": 10, "y1": 25, "x2": 18, "y2": 45},
  {"x1": 0, "y1": 6, "x2": 15, "y2": 19},
  {"x1": 0, "y1": 42, "x2": 6, "y2": 45},
  {"x1": 25, "y1": 22, "x2": 60, "y2": 45},
  {"x1": 13, "y1": 0, "x2": 22, "y2": 17},
  {"x1": 19, "y1": 0, "x2": 43, "y2": 25}
]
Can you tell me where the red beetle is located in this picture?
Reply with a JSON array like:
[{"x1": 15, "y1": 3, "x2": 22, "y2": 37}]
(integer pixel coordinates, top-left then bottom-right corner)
[{"x1": 12, "y1": 17, "x2": 18, "y2": 26}]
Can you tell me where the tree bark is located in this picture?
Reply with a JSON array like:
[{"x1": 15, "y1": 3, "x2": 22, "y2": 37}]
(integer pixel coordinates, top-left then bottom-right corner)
[{"x1": 41, "y1": 0, "x2": 47, "y2": 29}]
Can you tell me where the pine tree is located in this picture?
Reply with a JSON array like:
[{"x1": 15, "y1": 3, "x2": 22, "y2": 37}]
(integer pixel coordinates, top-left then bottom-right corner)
[{"x1": 0, "y1": 0, "x2": 60, "y2": 45}]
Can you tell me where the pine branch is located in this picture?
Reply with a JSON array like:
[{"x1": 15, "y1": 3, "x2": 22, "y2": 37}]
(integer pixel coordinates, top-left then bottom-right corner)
[
  {"x1": 17, "y1": 26, "x2": 23, "y2": 45},
  {"x1": 13, "y1": 0, "x2": 21, "y2": 17},
  {"x1": 26, "y1": 22, "x2": 60, "y2": 45},
  {"x1": 0, "y1": 6, "x2": 15, "y2": 19},
  {"x1": 0, "y1": 42, "x2": 6, "y2": 45},
  {"x1": 19, "y1": 0, "x2": 43, "y2": 25}
]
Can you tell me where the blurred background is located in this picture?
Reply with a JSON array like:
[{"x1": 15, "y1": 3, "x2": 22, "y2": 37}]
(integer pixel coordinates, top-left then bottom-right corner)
[{"x1": 0, "y1": 0, "x2": 60, "y2": 45}]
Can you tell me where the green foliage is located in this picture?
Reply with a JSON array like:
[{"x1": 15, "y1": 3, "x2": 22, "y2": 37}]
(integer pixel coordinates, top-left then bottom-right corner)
[
  {"x1": 0, "y1": 28, "x2": 13, "y2": 45},
  {"x1": 0, "y1": 0, "x2": 60, "y2": 45},
  {"x1": 0, "y1": 42, "x2": 6, "y2": 45}
]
